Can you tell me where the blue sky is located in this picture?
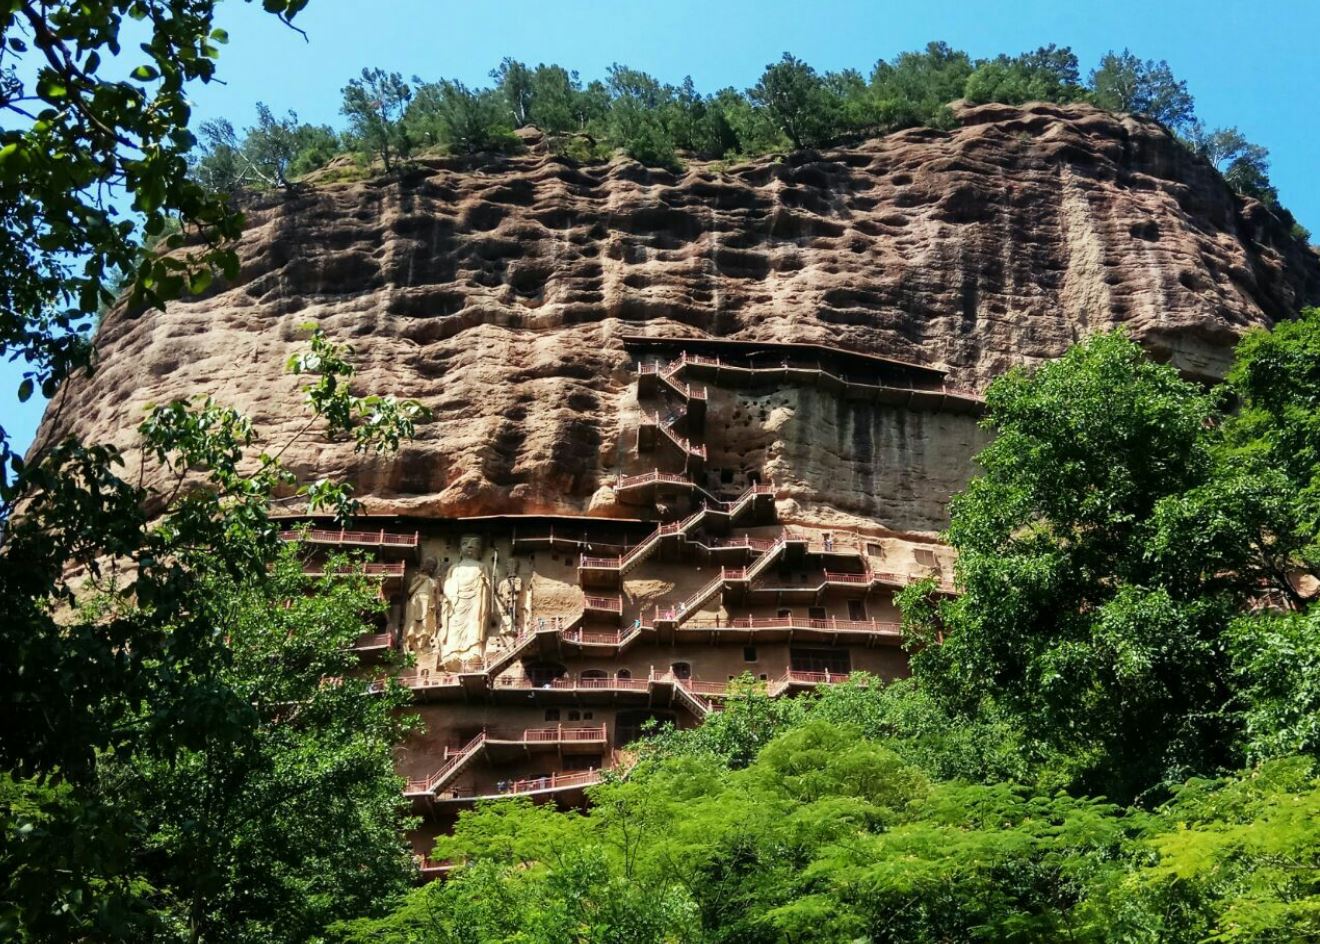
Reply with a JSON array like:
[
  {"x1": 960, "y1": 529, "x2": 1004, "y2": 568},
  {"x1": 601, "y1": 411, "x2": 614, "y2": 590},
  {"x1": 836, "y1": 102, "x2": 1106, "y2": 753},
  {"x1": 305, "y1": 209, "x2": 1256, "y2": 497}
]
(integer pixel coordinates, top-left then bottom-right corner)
[{"x1": 5, "y1": 0, "x2": 1318, "y2": 454}]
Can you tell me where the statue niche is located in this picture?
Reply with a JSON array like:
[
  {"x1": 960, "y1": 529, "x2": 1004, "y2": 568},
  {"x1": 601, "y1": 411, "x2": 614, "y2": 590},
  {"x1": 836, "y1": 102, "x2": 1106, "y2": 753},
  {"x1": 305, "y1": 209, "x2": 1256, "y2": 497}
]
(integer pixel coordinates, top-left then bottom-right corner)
[
  {"x1": 404, "y1": 556, "x2": 440, "y2": 655},
  {"x1": 439, "y1": 534, "x2": 493, "y2": 668}
]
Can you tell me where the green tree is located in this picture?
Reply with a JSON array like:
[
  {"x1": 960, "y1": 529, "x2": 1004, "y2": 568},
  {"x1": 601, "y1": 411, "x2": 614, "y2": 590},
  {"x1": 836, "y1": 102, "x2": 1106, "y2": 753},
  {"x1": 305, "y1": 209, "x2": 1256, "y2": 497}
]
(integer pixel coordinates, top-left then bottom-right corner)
[
  {"x1": 193, "y1": 117, "x2": 249, "y2": 193},
  {"x1": 526, "y1": 64, "x2": 581, "y2": 133},
  {"x1": 1223, "y1": 307, "x2": 1320, "y2": 570},
  {"x1": 341, "y1": 67, "x2": 412, "y2": 172},
  {"x1": 710, "y1": 86, "x2": 785, "y2": 155},
  {"x1": 822, "y1": 67, "x2": 878, "y2": 135},
  {"x1": 1188, "y1": 124, "x2": 1281, "y2": 207},
  {"x1": 100, "y1": 547, "x2": 414, "y2": 942},
  {"x1": 663, "y1": 76, "x2": 738, "y2": 158},
  {"x1": 0, "y1": 325, "x2": 425, "y2": 940},
  {"x1": 1089, "y1": 49, "x2": 1196, "y2": 133},
  {"x1": 0, "y1": 0, "x2": 308, "y2": 404},
  {"x1": 749, "y1": 52, "x2": 841, "y2": 150},
  {"x1": 603, "y1": 64, "x2": 678, "y2": 167},
  {"x1": 1090, "y1": 758, "x2": 1320, "y2": 943},
  {"x1": 193, "y1": 104, "x2": 336, "y2": 192},
  {"x1": 407, "y1": 80, "x2": 517, "y2": 155},
  {"x1": 910, "y1": 332, "x2": 1260, "y2": 798},
  {"x1": 490, "y1": 57, "x2": 534, "y2": 127},
  {"x1": 964, "y1": 44, "x2": 1083, "y2": 105},
  {"x1": 1229, "y1": 609, "x2": 1320, "y2": 762},
  {"x1": 869, "y1": 41, "x2": 974, "y2": 130}
]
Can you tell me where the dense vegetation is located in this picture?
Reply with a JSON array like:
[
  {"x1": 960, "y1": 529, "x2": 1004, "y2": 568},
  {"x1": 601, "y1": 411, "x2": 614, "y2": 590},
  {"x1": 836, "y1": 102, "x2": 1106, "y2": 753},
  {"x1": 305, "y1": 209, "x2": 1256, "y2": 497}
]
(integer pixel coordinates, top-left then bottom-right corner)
[
  {"x1": 1, "y1": 7, "x2": 428, "y2": 940},
  {"x1": 336, "y1": 318, "x2": 1320, "y2": 944},
  {"x1": 193, "y1": 44, "x2": 1302, "y2": 232}
]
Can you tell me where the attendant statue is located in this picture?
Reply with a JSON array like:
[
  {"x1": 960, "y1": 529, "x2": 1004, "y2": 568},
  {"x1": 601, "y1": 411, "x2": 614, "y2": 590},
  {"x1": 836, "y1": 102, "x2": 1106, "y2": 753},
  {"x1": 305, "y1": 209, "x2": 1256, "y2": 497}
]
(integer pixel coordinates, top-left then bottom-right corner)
[
  {"x1": 404, "y1": 557, "x2": 439, "y2": 654},
  {"x1": 440, "y1": 535, "x2": 492, "y2": 668},
  {"x1": 495, "y1": 561, "x2": 523, "y2": 638}
]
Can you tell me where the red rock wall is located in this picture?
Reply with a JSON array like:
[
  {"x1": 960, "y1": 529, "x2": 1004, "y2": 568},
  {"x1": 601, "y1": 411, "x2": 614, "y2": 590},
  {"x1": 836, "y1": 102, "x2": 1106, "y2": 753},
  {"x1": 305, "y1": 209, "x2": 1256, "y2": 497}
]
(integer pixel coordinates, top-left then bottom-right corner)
[{"x1": 33, "y1": 102, "x2": 1320, "y2": 527}]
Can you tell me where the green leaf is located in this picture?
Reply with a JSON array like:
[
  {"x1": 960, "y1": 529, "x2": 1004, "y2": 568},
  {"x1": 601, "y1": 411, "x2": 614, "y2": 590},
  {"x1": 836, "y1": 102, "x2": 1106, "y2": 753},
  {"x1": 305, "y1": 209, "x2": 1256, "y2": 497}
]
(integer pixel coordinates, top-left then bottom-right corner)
[
  {"x1": 18, "y1": 378, "x2": 34, "y2": 402},
  {"x1": 36, "y1": 77, "x2": 67, "y2": 99},
  {"x1": 131, "y1": 64, "x2": 160, "y2": 81}
]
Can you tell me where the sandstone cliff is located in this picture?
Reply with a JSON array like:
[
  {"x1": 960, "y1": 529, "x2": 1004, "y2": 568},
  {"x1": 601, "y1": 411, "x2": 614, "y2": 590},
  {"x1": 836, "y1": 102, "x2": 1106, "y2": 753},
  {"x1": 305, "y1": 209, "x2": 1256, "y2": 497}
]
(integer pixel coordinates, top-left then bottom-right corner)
[{"x1": 32, "y1": 102, "x2": 1320, "y2": 532}]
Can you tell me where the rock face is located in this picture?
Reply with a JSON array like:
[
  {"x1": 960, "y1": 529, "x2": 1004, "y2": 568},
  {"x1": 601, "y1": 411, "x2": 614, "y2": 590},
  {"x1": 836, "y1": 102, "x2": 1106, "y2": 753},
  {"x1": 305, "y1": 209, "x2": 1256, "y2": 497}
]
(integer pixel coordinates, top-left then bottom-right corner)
[{"x1": 32, "y1": 102, "x2": 1320, "y2": 532}]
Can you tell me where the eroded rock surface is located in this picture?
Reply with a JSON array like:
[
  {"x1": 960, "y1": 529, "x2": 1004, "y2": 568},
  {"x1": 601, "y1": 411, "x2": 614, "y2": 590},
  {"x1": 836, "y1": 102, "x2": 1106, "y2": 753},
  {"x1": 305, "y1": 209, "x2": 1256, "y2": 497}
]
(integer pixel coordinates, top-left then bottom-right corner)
[{"x1": 32, "y1": 102, "x2": 1320, "y2": 530}]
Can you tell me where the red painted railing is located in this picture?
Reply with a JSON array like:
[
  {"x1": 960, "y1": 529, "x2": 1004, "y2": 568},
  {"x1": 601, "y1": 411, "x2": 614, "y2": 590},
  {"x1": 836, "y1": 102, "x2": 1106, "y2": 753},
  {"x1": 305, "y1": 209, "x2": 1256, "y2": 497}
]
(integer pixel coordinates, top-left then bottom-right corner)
[
  {"x1": 655, "y1": 570, "x2": 726, "y2": 623},
  {"x1": 583, "y1": 595, "x2": 623, "y2": 613},
  {"x1": 302, "y1": 561, "x2": 406, "y2": 578},
  {"x1": 668, "y1": 351, "x2": 983, "y2": 403},
  {"x1": 405, "y1": 731, "x2": 486, "y2": 795},
  {"x1": 417, "y1": 856, "x2": 452, "y2": 874},
  {"x1": 679, "y1": 678, "x2": 730, "y2": 696},
  {"x1": 435, "y1": 768, "x2": 608, "y2": 803},
  {"x1": 281, "y1": 528, "x2": 419, "y2": 547},
  {"x1": 505, "y1": 769, "x2": 604, "y2": 794},
  {"x1": 396, "y1": 669, "x2": 462, "y2": 690},
  {"x1": 614, "y1": 470, "x2": 691, "y2": 491},
  {"x1": 493, "y1": 674, "x2": 651, "y2": 693},
  {"x1": 778, "y1": 669, "x2": 853, "y2": 686},
  {"x1": 510, "y1": 724, "x2": 608, "y2": 743},
  {"x1": 822, "y1": 570, "x2": 871, "y2": 584},
  {"x1": 650, "y1": 416, "x2": 706, "y2": 459},
  {"x1": 562, "y1": 627, "x2": 639, "y2": 647},
  {"x1": 722, "y1": 616, "x2": 900, "y2": 635}
]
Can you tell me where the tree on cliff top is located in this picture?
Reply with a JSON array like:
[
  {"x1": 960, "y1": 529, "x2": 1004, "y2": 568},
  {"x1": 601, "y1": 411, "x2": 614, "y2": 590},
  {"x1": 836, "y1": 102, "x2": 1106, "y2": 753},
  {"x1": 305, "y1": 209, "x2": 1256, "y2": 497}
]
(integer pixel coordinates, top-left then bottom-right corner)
[
  {"x1": 1088, "y1": 48, "x2": 1196, "y2": 133},
  {"x1": 341, "y1": 67, "x2": 412, "y2": 172},
  {"x1": 749, "y1": 53, "x2": 843, "y2": 150}
]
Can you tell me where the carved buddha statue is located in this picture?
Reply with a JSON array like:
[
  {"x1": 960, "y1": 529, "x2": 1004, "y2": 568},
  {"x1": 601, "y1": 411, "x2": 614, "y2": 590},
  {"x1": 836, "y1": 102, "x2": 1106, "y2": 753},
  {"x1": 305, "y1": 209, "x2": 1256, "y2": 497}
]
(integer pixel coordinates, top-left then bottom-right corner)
[{"x1": 439, "y1": 534, "x2": 492, "y2": 668}]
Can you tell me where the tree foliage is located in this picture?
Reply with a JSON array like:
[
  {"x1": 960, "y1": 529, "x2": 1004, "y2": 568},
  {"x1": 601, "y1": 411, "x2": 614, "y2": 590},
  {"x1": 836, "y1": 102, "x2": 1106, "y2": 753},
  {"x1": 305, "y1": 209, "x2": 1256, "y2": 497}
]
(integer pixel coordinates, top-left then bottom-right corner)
[
  {"x1": 1089, "y1": 48, "x2": 1196, "y2": 133},
  {"x1": 340, "y1": 67, "x2": 412, "y2": 172},
  {"x1": 193, "y1": 104, "x2": 339, "y2": 191},
  {"x1": 192, "y1": 43, "x2": 1297, "y2": 228},
  {"x1": 1, "y1": 325, "x2": 426, "y2": 941},
  {"x1": 336, "y1": 710, "x2": 1320, "y2": 944}
]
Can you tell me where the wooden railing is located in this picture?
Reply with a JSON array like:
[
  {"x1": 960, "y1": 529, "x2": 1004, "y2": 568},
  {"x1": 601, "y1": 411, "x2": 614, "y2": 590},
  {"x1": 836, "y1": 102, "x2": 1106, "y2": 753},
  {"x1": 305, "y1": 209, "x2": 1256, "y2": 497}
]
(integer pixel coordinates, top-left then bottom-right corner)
[
  {"x1": 580, "y1": 507, "x2": 704, "y2": 572},
  {"x1": 493, "y1": 674, "x2": 651, "y2": 693},
  {"x1": 654, "y1": 538, "x2": 785, "y2": 624},
  {"x1": 583, "y1": 595, "x2": 623, "y2": 613},
  {"x1": 679, "y1": 678, "x2": 730, "y2": 696},
  {"x1": 666, "y1": 350, "x2": 983, "y2": 404},
  {"x1": 722, "y1": 616, "x2": 900, "y2": 635},
  {"x1": 416, "y1": 856, "x2": 452, "y2": 875},
  {"x1": 499, "y1": 768, "x2": 605, "y2": 796},
  {"x1": 405, "y1": 731, "x2": 486, "y2": 795},
  {"x1": 302, "y1": 561, "x2": 406, "y2": 578},
  {"x1": 657, "y1": 372, "x2": 707, "y2": 401},
  {"x1": 655, "y1": 570, "x2": 726, "y2": 623},
  {"x1": 822, "y1": 570, "x2": 871, "y2": 585},
  {"x1": 509, "y1": 724, "x2": 608, "y2": 744},
  {"x1": 651, "y1": 416, "x2": 707, "y2": 459},
  {"x1": 614, "y1": 469, "x2": 691, "y2": 491},
  {"x1": 396, "y1": 669, "x2": 462, "y2": 691},
  {"x1": 281, "y1": 528, "x2": 419, "y2": 547},
  {"x1": 562, "y1": 627, "x2": 640, "y2": 647},
  {"x1": 352, "y1": 631, "x2": 393, "y2": 650},
  {"x1": 777, "y1": 669, "x2": 852, "y2": 687}
]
